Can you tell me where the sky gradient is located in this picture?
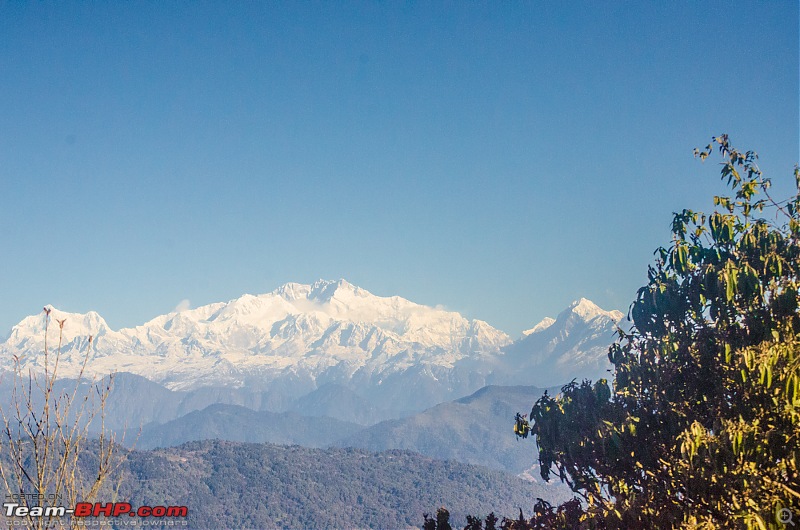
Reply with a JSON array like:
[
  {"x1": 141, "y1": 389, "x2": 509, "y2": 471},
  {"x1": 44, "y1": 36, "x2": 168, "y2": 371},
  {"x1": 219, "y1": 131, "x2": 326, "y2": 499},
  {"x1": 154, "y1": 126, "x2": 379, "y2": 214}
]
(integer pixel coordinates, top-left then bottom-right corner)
[{"x1": 1, "y1": 1, "x2": 798, "y2": 337}]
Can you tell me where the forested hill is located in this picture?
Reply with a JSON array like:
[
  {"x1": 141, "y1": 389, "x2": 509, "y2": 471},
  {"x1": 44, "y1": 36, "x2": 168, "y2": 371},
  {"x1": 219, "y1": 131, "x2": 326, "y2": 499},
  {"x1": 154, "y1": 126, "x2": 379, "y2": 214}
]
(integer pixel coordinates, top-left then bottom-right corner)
[{"x1": 114, "y1": 440, "x2": 567, "y2": 529}]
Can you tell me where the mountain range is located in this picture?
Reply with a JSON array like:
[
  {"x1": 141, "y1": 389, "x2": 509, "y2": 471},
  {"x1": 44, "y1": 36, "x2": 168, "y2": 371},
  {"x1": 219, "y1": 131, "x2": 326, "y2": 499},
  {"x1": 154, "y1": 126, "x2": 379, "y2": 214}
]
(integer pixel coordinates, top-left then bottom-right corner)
[
  {"x1": 0, "y1": 280, "x2": 623, "y2": 412},
  {"x1": 127, "y1": 379, "x2": 566, "y2": 476}
]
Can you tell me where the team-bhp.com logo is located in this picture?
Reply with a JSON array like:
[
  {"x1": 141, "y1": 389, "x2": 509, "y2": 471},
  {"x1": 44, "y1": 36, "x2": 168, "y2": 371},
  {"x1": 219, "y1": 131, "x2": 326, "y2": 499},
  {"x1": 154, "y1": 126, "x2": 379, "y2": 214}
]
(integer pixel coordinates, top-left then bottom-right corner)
[{"x1": 4, "y1": 501, "x2": 188, "y2": 527}]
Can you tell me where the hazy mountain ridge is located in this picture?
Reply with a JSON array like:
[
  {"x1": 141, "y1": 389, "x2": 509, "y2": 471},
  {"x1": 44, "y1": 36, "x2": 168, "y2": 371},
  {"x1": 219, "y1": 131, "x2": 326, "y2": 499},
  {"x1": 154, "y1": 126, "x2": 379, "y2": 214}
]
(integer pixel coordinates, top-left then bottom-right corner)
[
  {"x1": 122, "y1": 376, "x2": 571, "y2": 485},
  {"x1": 335, "y1": 384, "x2": 566, "y2": 476},
  {"x1": 136, "y1": 403, "x2": 362, "y2": 450},
  {"x1": 1, "y1": 369, "x2": 590, "y2": 486}
]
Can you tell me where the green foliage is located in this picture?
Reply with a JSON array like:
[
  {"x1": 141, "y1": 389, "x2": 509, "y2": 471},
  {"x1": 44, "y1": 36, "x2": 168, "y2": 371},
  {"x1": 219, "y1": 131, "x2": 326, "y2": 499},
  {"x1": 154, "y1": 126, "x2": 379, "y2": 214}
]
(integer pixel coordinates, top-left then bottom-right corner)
[
  {"x1": 526, "y1": 136, "x2": 800, "y2": 528},
  {"x1": 514, "y1": 412, "x2": 531, "y2": 439}
]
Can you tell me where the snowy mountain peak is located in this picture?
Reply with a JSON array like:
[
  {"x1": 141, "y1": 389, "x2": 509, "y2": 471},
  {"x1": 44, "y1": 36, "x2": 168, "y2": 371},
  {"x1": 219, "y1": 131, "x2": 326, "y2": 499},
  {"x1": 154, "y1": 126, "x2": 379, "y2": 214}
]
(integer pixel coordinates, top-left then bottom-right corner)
[
  {"x1": 5, "y1": 306, "x2": 110, "y2": 348},
  {"x1": 0, "y1": 285, "x2": 624, "y2": 410},
  {"x1": 0, "y1": 281, "x2": 513, "y2": 398},
  {"x1": 273, "y1": 282, "x2": 311, "y2": 300},
  {"x1": 308, "y1": 279, "x2": 364, "y2": 302},
  {"x1": 273, "y1": 279, "x2": 363, "y2": 303},
  {"x1": 559, "y1": 298, "x2": 622, "y2": 324},
  {"x1": 522, "y1": 317, "x2": 556, "y2": 336},
  {"x1": 41, "y1": 306, "x2": 108, "y2": 333},
  {"x1": 500, "y1": 298, "x2": 623, "y2": 388}
]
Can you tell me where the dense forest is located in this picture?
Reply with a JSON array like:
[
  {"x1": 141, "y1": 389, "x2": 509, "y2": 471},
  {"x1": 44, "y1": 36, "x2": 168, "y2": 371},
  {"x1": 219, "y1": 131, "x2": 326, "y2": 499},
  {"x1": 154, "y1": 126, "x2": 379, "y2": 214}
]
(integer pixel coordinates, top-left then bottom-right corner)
[{"x1": 105, "y1": 440, "x2": 566, "y2": 529}]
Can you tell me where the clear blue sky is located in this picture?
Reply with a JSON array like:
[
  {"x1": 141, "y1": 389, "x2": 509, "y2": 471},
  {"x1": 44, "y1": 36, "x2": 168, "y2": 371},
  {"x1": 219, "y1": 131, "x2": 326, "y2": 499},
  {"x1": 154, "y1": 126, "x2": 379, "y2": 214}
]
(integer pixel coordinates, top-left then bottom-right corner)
[{"x1": 0, "y1": 1, "x2": 797, "y2": 337}]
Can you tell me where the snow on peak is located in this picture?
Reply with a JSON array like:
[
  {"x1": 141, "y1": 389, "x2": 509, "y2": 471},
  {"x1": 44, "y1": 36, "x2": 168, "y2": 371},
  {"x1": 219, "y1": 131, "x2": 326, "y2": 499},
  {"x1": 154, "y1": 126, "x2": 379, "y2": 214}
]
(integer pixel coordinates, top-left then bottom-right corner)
[
  {"x1": 522, "y1": 317, "x2": 555, "y2": 336},
  {"x1": 273, "y1": 282, "x2": 312, "y2": 300},
  {"x1": 0, "y1": 281, "x2": 514, "y2": 391},
  {"x1": 273, "y1": 279, "x2": 364, "y2": 303},
  {"x1": 308, "y1": 279, "x2": 364, "y2": 302},
  {"x1": 558, "y1": 298, "x2": 622, "y2": 323},
  {"x1": 519, "y1": 299, "x2": 621, "y2": 339},
  {"x1": 569, "y1": 298, "x2": 604, "y2": 319},
  {"x1": 4, "y1": 306, "x2": 110, "y2": 351},
  {"x1": 29, "y1": 306, "x2": 107, "y2": 334}
]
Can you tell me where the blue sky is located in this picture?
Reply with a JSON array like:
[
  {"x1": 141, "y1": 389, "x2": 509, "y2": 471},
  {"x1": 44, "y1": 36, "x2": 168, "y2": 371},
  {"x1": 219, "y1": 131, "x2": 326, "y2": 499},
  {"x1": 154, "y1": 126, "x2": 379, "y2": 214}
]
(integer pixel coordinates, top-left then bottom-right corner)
[{"x1": 0, "y1": 1, "x2": 797, "y2": 337}]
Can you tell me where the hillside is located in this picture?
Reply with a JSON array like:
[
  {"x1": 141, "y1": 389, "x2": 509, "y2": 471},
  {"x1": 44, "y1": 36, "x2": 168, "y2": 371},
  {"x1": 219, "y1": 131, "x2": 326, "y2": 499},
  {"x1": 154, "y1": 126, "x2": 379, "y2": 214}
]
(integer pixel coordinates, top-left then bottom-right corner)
[
  {"x1": 113, "y1": 440, "x2": 570, "y2": 529},
  {"x1": 131, "y1": 383, "x2": 568, "y2": 480},
  {"x1": 336, "y1": 384, "x2": 563, "y2": 476}
]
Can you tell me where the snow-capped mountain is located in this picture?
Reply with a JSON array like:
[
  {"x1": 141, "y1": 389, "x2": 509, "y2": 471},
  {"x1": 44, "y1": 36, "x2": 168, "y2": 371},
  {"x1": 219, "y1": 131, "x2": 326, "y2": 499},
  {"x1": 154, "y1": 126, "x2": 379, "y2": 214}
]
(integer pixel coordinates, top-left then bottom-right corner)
[
  {"x1": 0, "y1": 282, "x2": 622, "y2": 411},
  {"x1": 522, "y1": 317, "x2": 555, "y2": 336},
  {"x1": 0, "y1": 280, "x2": 511, "y2": 410},
  {"x1": 497, "y1": 298, "x2": 624, "y2": 387}
]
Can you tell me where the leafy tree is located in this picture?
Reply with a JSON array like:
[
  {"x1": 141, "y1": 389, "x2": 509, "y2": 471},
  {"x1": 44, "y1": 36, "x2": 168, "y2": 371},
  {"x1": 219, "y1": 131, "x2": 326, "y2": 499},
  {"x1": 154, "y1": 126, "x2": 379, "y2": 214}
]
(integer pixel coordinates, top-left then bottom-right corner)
[{"x1": 525, "y1": 136, "x2": 800, "y2": 528}]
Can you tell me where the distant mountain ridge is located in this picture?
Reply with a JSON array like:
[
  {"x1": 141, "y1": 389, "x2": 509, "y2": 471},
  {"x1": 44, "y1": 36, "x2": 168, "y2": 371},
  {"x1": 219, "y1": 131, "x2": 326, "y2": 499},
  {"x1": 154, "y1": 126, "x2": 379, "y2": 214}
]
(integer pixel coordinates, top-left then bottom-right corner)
[
  {"x1": 0, "y1": 281, "x2": 622, "y2": 411},
  {"x1": 496, "y1": 298, "x2": 623, "y2": 387},
  {"x1": 125, "y1": 377, "x2": 570, "y2": 480},
  {"x1": 136, "y1": 403, "x2": 362, "y2": 450},
  {"x1": 334, "y1": 384, "x2": 565, "y2": 476}
]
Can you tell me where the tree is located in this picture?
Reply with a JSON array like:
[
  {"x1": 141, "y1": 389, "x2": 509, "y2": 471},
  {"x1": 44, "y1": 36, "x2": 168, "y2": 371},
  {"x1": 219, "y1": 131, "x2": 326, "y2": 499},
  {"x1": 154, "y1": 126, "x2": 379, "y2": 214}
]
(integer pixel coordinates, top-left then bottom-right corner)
[
  {"x1": 0, "y1": 308, "x2": 120, "y2": 530},
  {"x1": 423, "y1": 507, "x2": 453, "y2": 530},
  {"x1": 525, "y1": 136, "x2": 800, "y2": 528}
]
